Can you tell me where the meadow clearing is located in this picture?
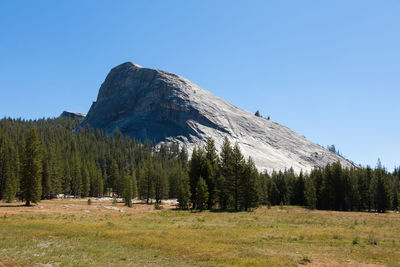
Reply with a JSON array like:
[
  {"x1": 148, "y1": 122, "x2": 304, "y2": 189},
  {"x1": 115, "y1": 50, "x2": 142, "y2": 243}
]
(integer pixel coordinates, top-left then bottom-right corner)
[{"x1": 0, "y1": 199, "x2": 399, "y2": 267}]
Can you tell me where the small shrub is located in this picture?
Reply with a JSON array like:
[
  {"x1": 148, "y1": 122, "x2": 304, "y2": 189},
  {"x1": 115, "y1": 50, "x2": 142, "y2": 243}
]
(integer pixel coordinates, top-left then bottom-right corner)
[
  {"x1": 299, "y1": 255, "x2": 311, "y2": 265},
  {"x1": 87, "y1": 199, "x2": 92, "y2": 205},
  {"x1": 367, "y1": 233, "x2": 378, "y2": 245},
  {"x1": 352, "y1": 236, "x2": 360, "y2": 245},
  {"x1": 267, "y1": 202, "x2": 271, "y2": 209},
  {"x1": 333, "y1": 234, "x2": 342, "y2": 240},
  {"x1": 197, "y1": 217, "x2": 206, "y2": 223},
  {"x1": 154, "y1": 203, "x2": 163, "y2": 210}
]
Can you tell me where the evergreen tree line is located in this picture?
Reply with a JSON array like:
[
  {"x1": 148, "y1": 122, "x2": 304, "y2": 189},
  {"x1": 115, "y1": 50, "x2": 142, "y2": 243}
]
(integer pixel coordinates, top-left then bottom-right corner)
[
  {"x1": 186, "y1": 138, "x2": 399, "y2": 213},
  {"x1": 0, "y1": 117, "x2": 398, "y2": 212},
  {"x1": 186, "y1": 137, "x2": 260, "y2": 211},
  {"x1": 262, "y1": 160, "x2": 399, "y2": 213},
  {"x1": 0, "y1": 117, "x2": 188, "y2": 205}
]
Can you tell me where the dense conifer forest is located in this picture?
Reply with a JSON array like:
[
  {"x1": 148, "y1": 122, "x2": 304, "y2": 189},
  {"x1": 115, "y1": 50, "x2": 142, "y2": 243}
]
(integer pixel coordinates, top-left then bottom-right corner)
[{"x1": 0, "y1": 117, "x2": 398, "y2": 212}]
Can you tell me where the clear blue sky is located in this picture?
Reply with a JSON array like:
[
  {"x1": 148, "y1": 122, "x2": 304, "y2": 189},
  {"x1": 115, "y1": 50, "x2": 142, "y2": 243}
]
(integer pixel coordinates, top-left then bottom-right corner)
[{"x1": 0, "y1": 1, "x2": 399, "y2": 170}]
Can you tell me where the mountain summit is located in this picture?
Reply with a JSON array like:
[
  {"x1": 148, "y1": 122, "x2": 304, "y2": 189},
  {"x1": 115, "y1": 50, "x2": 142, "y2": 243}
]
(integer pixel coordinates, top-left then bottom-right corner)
[
  {"x1": 79, "y1": 62, "x2": 354, "y2": 172},
  {"x1": 60, "y1": 110, "x2": 86, "y2": 119}
]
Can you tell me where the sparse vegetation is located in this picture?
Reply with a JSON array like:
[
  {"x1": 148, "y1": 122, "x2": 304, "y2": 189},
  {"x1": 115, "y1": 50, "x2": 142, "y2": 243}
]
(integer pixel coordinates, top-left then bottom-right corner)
[{"x1": 0, "y1": 200, "x2": 399, "y2": 266}]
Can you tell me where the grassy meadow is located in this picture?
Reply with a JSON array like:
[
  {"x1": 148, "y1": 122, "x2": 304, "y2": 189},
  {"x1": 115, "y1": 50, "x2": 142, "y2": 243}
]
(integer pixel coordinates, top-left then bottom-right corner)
[{"x1": 0, "y1": 199, "x2": 399, "y2": 267}]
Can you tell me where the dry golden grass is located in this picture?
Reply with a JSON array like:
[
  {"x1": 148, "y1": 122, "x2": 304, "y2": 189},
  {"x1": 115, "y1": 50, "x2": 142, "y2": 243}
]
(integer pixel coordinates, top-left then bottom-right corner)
[{"x1": 0, "y1": 199, "x2": 399, "y2": 266}]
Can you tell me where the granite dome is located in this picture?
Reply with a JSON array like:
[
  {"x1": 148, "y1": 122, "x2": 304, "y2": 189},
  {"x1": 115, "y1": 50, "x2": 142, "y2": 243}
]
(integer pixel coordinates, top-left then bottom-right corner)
[{"x1": 79, "y1": 62, "x2": 355, "y2": 173}]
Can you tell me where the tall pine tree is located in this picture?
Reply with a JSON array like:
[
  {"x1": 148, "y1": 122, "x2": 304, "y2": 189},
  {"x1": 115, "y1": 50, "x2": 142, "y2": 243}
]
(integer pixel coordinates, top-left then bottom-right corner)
[{"x1": 20, "y1": 127, "x2": 42, "y2": 206}]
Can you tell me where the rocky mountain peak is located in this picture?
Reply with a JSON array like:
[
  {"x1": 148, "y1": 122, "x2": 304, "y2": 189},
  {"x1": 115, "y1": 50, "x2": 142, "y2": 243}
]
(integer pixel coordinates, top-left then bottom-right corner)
[
  {"x1": 79, "y1": 62, "x2": 355, "y2": 173},
  {"x1": 60, "y1": 110, "x2": 86, "y2": 119}
]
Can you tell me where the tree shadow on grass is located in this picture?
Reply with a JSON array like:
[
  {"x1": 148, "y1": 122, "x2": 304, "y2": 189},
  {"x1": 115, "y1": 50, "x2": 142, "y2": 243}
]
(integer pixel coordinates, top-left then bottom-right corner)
[
  {"x1": 209, "y1": 209, "x2": 251, "y2": 213},
  {"x1": 169, "y1": 207, "x2": 250, "y2": 213},
  {"x1": 0, "y1": 203, "x2": 32, "y2": 208}
]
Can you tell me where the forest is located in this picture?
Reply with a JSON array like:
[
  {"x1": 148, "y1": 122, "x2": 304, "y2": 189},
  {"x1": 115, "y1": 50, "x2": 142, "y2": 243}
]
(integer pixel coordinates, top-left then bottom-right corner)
[{"x1": 0, "y1": 117, "x2": 399, "y2": 212}]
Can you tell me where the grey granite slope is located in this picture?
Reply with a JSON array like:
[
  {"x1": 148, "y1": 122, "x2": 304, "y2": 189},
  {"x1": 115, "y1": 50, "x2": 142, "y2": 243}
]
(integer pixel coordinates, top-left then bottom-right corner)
[
  {"x1": 60, "y1": 110, "x2": 86, "y2": 119},
  {"x1": 79, "y1": 62, "x2": 355, "y2": 173}
]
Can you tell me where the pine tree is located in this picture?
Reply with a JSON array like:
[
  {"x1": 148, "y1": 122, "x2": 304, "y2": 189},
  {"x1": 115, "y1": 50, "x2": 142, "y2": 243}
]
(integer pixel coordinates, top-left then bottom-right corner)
[
  {"x1": 137, "y1": 165, "x2": 146, "y2": 200},
  {"x1": 41, "y1": 158, "x2": 51, "y2": 199},
  {"x1": 274, "y1": 170, "x2": 287, "y2": 205},
  {"x1": 195, "y1": 177, "x2": 209, "y2": 211},
  {"x1": 71, "y1": 154, "x2": 82, "y2": 197},
  {"x1": 0, "y1": 135, "x2": 18, "y2": 202},
  {"x1": 62, "y1": 165, "x2": 71, "y2": 195},
  {"x1": 267, "y1": 179, "x2": 280, "y2": 205},
  {"x1": 108, "y1": 160, "x2": 120, "y2": 197},
  {"x1": 259, "y1": 172, "x2": 269, "y2": 205},
  {"x1": 167, "y1": 166, "x2": 179, "y2": 199},
  {"x1": 177, "y1": 171, "x2": 191, "y2": 210},
  {"x1": 295, "y1": 171, "x2": 305, "y2": 206},
  {"x1": 122, "y1": 174, "x2": 133, "y2": 207},
  {"x1": 154, "y1": 161, "x2": 168, "y2": 203},
  {"x1": 304, "y1": 177, "x2": 317, "y2": 209},
  {"x1": 188, "y1": 147, "x2": 206, "y2": 208},
  {"x1": 357, "y1": 167, "x2": 370, "y2": 211},
  {"x1": 140, "y1": 157, "x2": 155, "y2": 203},
  {"x1": 348, "y1": 168, "x2": 360, "y2": 211},
  {"x1": 331, "y1": 161, "x2": 344, "y2": 210},
  {"x1": 204, "y1": 137, "x2": 218, "y2": 209},
  {"x1": 284, "y1": 169, "x2": 295, "y2": 205},
  {"x1": 48, "y1": 144, "x2": 62, "y2": 198},
  {"x1": 371, "y1": 161, "x2": 392, "y2": 213},
  {"x1": 20, "y1": 127, "x2": 42, "y2": 206},
  {"x1": 240, "y1": 157, "x2": 260, "y2": 211},
  {"x1": 131, "y1": 171, "x2": 138, "y2": 200},
  {"x1": 366, "y1": 166, "x2": 374, "y2": 212},
  {"x1": 320, "y1": 164, "x2": 334, "y2": 210},
  {"x1": 392, "y1": 186, "x2": 399, "y2": 211},
  {"x1": 310, "y1": 168, "x2": 323, "y2": 209},
  {"x1": 231, "y1": 142, "x2": 244, "y2": 210},
  {"x1": 218, "y1": 137, "x2": 233, "y2": 210},
  {"x1": 80, "y1": 165, "x2": 90, "y2": 197},
  {"x1": 91, "y1": 167, "x2": 103, "y2": 197},
  {"x1": 393, "y1": 172, "x2": 399, "y2": 211}
]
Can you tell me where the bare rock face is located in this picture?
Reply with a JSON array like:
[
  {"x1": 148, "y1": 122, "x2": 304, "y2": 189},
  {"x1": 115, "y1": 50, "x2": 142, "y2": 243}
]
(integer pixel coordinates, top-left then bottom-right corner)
[
  {"x1": 79, "y1": 62, "x2": 355, "y2": 173},
  {"x1": 60, "y1": 111, "x2": 86, "y2": 119}
]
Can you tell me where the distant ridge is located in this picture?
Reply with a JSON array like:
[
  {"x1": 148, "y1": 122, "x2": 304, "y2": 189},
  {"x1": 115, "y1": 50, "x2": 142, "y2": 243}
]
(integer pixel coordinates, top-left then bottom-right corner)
[{"x1": 60, "y1": 111, "x2": 86, "y2": 119}]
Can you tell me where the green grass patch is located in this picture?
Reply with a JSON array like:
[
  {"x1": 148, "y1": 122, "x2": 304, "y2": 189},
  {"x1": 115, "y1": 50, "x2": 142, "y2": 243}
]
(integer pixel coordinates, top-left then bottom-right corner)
[{"x1": 0, "y1": 203, "x2": 399, "y2": 266}]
